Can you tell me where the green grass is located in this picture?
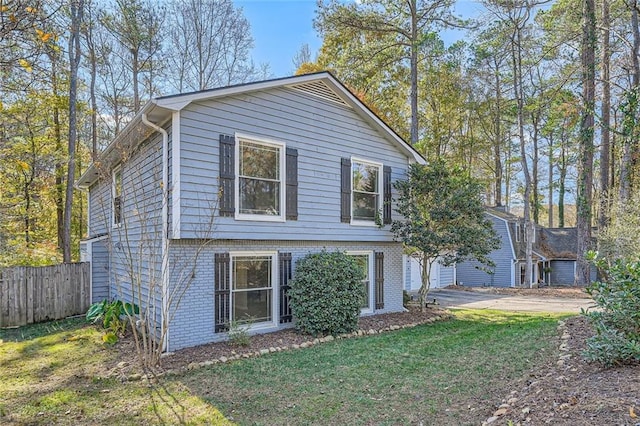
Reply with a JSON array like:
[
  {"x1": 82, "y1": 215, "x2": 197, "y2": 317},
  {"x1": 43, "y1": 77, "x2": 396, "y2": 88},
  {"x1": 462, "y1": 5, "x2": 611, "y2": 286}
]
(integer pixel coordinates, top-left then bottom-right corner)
[
  {"x1": 0, "y1": 310, "x2": 568, "y2": 425},
  {"x1": 0, "y1": 318, "x2": 232, "y2": 425}
]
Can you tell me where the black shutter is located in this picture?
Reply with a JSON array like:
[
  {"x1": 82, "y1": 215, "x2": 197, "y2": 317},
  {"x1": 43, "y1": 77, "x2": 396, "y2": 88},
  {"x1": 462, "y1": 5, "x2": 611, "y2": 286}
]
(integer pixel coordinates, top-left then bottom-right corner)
[
  {"x1": 279, "y1": 252, "x2": 293, "y2": 323},
  {"x1": 219, "y1": 134, "x2": 235, "y2": 217},
  {"x1": 383, "y1": 165, "x2": 392, "y2": 224},
  {"x1": 341, "y1": 158, "x2": 351, "y2": 223},
  {"x1": 375, "y1": 251, "x2": 384, "y2": 309},
  {"x1": 214, "y1": 253, "x2": 231, "y2": 332},
  {"x1": 286, "y1": 148, "x2": 298, "y2": 220}
]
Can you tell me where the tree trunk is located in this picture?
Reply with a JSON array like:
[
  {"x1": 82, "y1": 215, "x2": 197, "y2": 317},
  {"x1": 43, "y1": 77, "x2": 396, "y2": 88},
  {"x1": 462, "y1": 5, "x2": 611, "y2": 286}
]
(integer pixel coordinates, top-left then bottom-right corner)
[
  {"x1": 494, "y1": 57, "x2": 503, "y2": 206},
  {"x1": 598, "y1": 0, "x2": 611, "y2": 228},
  {"x1": 63, "y1": 0, "x2": 84, "y2": 263},
  {"x1": 409, "y1": 0, "x2": 419, "y2": 146},
  {"x1": 50, "y1": 53, "x2": 65, "y2": 251},
  {"x1": 575, "y1": 0, "x2": 596, "y2": 286},
  {"x1": 532, "y1": 115, "x2": 540, "y2": 224},
  {"x1": 548, "y1": 136, "x2": 554, "y2": 228}
]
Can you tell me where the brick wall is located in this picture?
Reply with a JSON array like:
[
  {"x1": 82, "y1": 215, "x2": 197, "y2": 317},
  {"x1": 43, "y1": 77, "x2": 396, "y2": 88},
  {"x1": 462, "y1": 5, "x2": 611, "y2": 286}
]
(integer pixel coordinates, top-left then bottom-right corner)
[{"x1": 166, "y1": 240, "x2": 404, "y2": 351}]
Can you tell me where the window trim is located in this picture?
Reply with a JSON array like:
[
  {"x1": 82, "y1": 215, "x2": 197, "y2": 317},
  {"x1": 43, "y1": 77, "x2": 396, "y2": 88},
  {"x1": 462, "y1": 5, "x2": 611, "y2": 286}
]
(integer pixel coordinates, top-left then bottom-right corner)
[
  {"x1": 347, "y1": 250, "x2": 375, "y2": 314},
  {"x1": 234, "y1": 133, "x2": 286, "y2": 222},
  {"x1": 228, "y1": 250, "x2": 279, "y2": 330},
  {"x1": 350, "y1": 157, "x2": 383, "y2": 227},
  {"x1": 112, "y1": 165, "x2": 122, "y2": 228}
]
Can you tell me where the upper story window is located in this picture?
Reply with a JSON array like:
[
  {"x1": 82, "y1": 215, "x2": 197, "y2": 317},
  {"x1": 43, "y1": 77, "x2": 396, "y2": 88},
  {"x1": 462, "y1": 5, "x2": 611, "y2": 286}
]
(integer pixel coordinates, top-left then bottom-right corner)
[
  {"x1": 112, "y1": 166, "x2": 122, "y2": 227},
  {"x1": 236, "y1": 135, "x2": 285, "y2": 221},
  {"x1": 352, "y1": 158, "x2": 382, "y2": 224}
]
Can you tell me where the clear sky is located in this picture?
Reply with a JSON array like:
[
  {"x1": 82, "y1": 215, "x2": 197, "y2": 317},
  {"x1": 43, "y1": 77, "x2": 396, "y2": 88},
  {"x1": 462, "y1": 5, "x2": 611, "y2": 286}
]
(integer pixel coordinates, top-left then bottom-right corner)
[{"x1": 237, "y1": 0, "x2": 485, "y2": 78}]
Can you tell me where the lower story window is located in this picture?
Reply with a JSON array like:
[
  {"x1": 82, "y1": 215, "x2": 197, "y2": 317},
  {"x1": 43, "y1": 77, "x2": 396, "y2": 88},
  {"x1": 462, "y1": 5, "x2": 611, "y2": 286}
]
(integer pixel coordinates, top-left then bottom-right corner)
[
  {"x1": 347, "y1": 251, "x2": 374, "y2": 313},
  {"x1": 231, "y1": 252, "x2": 276, "y2": 324}
]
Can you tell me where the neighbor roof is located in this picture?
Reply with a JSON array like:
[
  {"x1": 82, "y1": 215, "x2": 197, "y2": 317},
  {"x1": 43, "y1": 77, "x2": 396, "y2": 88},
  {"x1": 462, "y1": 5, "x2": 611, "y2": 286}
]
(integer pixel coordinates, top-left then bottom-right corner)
[{"x1": 77, "y1": 71, "x2": 425, "y2": 188}]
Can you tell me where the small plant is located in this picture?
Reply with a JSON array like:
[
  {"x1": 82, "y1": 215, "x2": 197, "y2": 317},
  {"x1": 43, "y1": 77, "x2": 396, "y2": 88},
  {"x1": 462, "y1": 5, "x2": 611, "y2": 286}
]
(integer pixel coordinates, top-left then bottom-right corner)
[
  {"x1": 403, "y1": 290, "x2": 412, "y2": 308},
  {"x1": 289, "y1": 250, "x2": 365, "y2": 337},
  {"x1": 86, "y1": 299, "x2": 139, "y2": 344},
  {"x1": 228, "y1": 318, "x2": 252, "y2": 347},
  {"x1": 582, "y1": 252, "x2": 640, "y2": 366}
]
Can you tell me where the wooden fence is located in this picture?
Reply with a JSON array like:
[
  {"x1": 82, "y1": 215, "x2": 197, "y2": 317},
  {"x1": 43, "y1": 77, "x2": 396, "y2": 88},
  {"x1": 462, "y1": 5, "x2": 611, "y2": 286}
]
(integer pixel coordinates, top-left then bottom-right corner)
[{"x1": 0, "y1": 263, "x2": 91, "y2": 328}]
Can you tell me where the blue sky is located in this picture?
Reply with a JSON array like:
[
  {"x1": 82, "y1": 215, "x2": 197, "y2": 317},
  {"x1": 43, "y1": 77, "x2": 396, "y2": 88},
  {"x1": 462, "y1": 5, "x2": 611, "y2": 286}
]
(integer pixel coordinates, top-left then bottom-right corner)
[{"x1": 237, "y1": 0, "x2": 484, "y2": 78}]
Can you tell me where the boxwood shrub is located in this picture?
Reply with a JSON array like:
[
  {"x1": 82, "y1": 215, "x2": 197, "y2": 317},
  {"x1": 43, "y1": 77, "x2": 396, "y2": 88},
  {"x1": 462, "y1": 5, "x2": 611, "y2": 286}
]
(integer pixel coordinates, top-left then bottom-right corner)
[{"x1": 289, "y1": 250, "x2": 365, "y2": 336}]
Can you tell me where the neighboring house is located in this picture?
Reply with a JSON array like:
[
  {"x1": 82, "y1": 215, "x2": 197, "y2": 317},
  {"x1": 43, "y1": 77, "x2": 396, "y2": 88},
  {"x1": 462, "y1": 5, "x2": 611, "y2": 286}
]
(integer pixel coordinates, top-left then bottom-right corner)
[
  {"x1": 77, "y1": 72, "x2": 425, "y2": 352},
  {"x1": 403, "y1": 255, "x2": 456, "y2": 292},
  {"x1": 456, "y1": 207, "x2": 595, "y2": 287}
]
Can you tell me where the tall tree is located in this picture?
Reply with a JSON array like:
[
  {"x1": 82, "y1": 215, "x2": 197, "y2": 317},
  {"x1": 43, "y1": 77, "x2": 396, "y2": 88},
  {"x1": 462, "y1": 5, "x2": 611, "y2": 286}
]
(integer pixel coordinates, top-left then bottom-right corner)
[
  {"x1": 63, "y1": 0, "x2": 84, "y2": 262},
  {"x1": 575, "y1": 0, "x2": 596, "y2": 285},
  {"x1": 599, "y1": 0, "x2": 611, "y2": 228},
  {"x1": 315, "y1": 0, "x2": 462, "y2": 146},
  {"x1": 167, "y1": 0, "x2": 254, "y2": 92}
]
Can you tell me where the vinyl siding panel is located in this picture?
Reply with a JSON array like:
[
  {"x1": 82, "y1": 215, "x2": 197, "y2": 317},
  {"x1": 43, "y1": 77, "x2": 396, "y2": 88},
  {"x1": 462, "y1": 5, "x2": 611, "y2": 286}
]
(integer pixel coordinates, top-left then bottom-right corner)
[
  {"x1": 548, "y1": 260, "x2": 597, "y2": 286},
  {"x1": 456, "y1": 214, "x2": 514, "y2": 287},
  {"x1": 88, "y1": 179, "x2": 111, "y2": 238},
  {"x1": 108, "y1": 133, "x2": 164, "y2": 328},
  {"x1": 167, "y1": 239, "x2": 404, "y2": 351},
  {"x1": 91, "y1": 239, "x2": 110, "y2": 303},
  {"x1": 439, "y1": 264, "x2": 456, "y2": 286},
  {"x1": 177, "y1": 87, "x2": 410, "y2": 241}
]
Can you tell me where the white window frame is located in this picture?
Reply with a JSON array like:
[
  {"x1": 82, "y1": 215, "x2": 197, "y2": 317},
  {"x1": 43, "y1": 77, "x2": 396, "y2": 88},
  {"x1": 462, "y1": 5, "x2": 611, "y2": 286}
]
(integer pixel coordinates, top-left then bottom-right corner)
[
  {"x1": 229, "y1": 250, "x2": 278, "y2": 329},
  {"x1": 515, "y1": 222, "x2": 520, "y2": 242},
  {"x1": 234, "y1": 133, "x2": 286, "y2": 222},
  {"x1": 347, "y1": 250, "x2": 375, "y2": 314},
  {"x1": 112, "y1": 165, "x2": 122, "y2": 228},
  {"x1": 350, "y1": 157, "x2": 383, "y2": 227}
]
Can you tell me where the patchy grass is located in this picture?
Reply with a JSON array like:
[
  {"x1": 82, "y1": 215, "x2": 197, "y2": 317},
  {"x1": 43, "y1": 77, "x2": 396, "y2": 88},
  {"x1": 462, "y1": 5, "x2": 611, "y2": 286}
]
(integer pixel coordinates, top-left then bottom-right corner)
[
  {"x1": 179, "y1": 310, "x2": 568, "y2": 425},
  {"x1": 0, "y1": 318, "x2": 232, "y2": 425},
  {"x1": 0, "y1": 310, "x2": 568, "y2": 425}
]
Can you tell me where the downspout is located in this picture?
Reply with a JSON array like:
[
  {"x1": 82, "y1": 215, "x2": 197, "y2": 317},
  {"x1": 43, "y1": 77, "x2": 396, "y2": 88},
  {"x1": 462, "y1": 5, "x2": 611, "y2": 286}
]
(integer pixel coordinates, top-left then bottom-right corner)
[{"x1": 141, "y1": 113, "x2": 170, "y2": 353}]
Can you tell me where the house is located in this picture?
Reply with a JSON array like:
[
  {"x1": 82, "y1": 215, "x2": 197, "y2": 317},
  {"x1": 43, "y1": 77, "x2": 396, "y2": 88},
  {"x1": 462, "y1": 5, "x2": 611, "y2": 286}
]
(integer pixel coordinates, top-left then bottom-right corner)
[
  {"x1": 455, "y1": 207, "x2": 595, "y2": 287},
  {"x1": 403, "y1": 255, "x2": 456, "y2": 292},
  {"x1": 77, "y1": 72, "x2": 426, "y2": 352}
]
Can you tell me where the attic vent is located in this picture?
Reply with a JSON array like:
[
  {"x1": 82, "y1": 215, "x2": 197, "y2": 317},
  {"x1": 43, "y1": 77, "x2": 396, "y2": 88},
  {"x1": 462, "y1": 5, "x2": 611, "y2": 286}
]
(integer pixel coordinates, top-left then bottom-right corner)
[{"x1": 289, "y1": 81, "x2": 350, "y2": 107}]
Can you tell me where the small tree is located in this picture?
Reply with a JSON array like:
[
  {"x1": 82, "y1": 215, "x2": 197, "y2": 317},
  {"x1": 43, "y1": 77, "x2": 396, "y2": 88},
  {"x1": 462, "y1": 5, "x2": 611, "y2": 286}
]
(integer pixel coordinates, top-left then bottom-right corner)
[{"x1": 392, "y1": 160, "x2": 500, "y2": 311}]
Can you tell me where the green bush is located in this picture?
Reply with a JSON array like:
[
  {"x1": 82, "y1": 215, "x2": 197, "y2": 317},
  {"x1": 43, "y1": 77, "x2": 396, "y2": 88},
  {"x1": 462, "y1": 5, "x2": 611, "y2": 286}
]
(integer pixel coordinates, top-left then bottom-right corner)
[
  {"x1": 583, "y1": 253, "x2": 640, "y2": 366},
  {"x1": 289, "y1": 250, "x2": 365, "y2": 337},
  {"x1": 86, "y1": 299, "x2": 139, "y2": 344}
]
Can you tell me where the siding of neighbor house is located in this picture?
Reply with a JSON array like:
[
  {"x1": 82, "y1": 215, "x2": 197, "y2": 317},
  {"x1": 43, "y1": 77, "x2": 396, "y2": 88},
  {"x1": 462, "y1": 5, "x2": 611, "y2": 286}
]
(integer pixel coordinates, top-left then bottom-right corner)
[
  {"x1": 167, "y1": 240, "x2": 404, "y2": 352},
  {"x1": 549, "y1": 260, "x2": 597, "y2": 285},
  {"x1": 176, "y1": 86, "x2": 409, "y2": 241},
  {"x1": 439, "y1": 264, "x2": 455, "y2": 286},
  {"x1": 104, "y1": 132, "x2": 165, "y2": 327},
  {"x1": 455, "y1": 214, "x2": 514, "y2": 287}
]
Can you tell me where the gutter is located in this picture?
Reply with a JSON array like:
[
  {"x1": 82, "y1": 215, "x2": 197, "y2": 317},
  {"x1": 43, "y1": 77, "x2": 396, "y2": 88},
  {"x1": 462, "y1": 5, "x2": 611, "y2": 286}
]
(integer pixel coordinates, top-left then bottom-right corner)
[{"x1": 141, "y1": 113, "x2": 170, "y2": 353}]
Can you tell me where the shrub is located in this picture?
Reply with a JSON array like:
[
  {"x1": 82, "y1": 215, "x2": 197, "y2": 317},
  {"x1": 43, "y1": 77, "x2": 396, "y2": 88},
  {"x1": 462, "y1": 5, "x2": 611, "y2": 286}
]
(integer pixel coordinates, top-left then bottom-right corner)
[
  {"x1": 583, "y1": 253, "x2": 640, "y2": 366},
  {"x1": 289, "y1": 250, "x2": 365, "y2": 336},
  {"x1": 228, "y1": 319, "x2": 252, "y2": 347},
  {"x1": 86, "y1": 299, "x2": 139, "y2": 344}
]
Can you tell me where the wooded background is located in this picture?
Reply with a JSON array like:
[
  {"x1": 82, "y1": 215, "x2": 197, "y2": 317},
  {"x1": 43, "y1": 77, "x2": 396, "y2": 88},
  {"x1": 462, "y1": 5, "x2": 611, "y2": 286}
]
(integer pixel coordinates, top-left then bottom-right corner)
[{"x1": 1, "y1": 0, "x2": 638, "y2": 285}]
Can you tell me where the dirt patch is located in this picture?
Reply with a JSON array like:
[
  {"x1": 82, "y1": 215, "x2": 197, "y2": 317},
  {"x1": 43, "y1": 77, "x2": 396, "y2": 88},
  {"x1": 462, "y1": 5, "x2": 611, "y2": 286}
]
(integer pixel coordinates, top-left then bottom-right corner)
[
  {"x1": 445, "y1": 284, "x2": 590, "y2": 299},
  {"x1": 487, "y1": 316, "x2": 640, "y2": 425}
]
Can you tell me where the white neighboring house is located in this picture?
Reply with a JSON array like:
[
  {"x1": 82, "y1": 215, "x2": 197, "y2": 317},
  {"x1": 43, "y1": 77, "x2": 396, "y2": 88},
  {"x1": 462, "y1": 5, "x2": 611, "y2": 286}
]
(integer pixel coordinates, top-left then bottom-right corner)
[{"x1": 403, "y1": 254, "x2": 457, "y2": 292}]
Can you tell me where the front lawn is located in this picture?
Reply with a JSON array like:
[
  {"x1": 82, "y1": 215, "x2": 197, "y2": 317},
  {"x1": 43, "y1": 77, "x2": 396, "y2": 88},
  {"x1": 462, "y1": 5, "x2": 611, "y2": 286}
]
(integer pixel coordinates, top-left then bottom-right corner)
[{"x1": 0, "y1": 310, "x2": 566, "y2": 425}]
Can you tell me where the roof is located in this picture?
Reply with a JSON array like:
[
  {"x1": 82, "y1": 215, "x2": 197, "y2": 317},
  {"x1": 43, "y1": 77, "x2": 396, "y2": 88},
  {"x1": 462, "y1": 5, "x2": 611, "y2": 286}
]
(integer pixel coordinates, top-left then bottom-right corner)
[
  {"x1": 538, "y1": 228, "x2": 579, "y2": 260},
  {"x1": 77, "y1": 71, "x2": 425, "y2": 188}
]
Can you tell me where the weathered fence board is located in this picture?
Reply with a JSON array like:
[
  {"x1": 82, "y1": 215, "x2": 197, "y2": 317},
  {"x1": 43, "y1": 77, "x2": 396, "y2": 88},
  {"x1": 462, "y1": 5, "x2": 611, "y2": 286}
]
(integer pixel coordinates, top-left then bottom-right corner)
[{"x1": 0, "y1": 263, "x2": 90, "y2": 328}]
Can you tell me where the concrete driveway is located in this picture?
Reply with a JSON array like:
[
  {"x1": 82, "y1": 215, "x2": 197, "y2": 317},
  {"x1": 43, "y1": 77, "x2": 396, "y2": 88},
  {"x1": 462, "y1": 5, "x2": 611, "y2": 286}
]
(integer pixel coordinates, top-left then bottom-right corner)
[{"x1": 429, "y1": 289, "x2": 595, "y2": 314}]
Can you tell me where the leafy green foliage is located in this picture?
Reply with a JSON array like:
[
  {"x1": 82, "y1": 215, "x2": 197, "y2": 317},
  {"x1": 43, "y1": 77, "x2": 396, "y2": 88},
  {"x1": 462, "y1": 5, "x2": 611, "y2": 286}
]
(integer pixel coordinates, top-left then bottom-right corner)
[
  {"x1": 289, "y1": 250, "x2": 364, "y2": 336},
  {"x1": 227, "y1": 319, "x2": 252, "y2": 347},
  {"x1": 597, "y1": 194, "x2": 640, "y2": 261},
  {"x1": 86, "y1": 299, "x2": 139, "y2": 343},
  {"x1": 392, "y1": 160, "x2": 500, "y2": 308},
  {"x1": 583, "y1": 253, "x2": 640, "y2": 366}
]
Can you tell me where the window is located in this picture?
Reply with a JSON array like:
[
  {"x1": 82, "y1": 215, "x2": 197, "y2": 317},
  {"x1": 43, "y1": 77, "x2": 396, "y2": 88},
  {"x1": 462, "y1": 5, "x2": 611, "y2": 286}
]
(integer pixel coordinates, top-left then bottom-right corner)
[
  {"x1": 112, "y1": 166, "x2": 122, "y2": 226},
  {"x1": 348, "y1": 251, "x2": 374, "y2": 313},
  {"x1": 351, "y1": 159, "x2": 382, "y2": 224},
  {"x1": 236, "y1": 135, "x2": 285, "y2": 221},
  {"x1": 230, "y1": 252, "x2": 277, "y2": 325}
]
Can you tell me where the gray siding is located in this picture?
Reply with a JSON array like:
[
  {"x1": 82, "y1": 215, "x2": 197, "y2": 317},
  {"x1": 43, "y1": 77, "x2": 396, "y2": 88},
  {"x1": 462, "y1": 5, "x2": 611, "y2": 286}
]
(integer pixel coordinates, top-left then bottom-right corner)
[
  {"x1": 167, "y1": 240, "x2": 404, "y2": 351},
  {"x1": 439, "y1": 264, "x2": 455, "y2": 286},
  {"x1": 91, "y1": 239, "x2": 110, "y2": 303},
  {"x1": 456, "y1": 214, "x2": 514, "y2": 287},
  {"x1": 549, "y1": 260, "x2": 597, "y2": 286},
  {"x1": 177, "y1": 87, "x2": 409, "y2": 242},
  {"x1": 88, "y1": 179, "x2": 110, "y2": 238},
  {"x1": 105, "y1": 133, "x2": 164, "y2": 328}
]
